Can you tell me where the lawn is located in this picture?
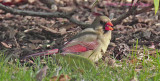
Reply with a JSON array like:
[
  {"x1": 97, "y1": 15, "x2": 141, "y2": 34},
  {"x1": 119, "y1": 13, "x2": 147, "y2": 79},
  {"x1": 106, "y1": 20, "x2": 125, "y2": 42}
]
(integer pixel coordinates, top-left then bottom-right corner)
[{"x1": 0, "y1": 47, "x2": 160, "y2": 81}]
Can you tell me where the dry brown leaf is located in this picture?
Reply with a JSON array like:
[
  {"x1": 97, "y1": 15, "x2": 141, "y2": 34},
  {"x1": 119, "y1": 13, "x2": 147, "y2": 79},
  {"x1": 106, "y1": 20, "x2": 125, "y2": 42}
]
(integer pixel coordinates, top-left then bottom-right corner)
[
  {"x1": 1, "y1": 42, "x2": 12, "y2": 48},
  {"x1": 50, "y1": 74, "x2": 70, "y2": 81},
  {"x1": 39, "y1": 25, "x2": 58, "y2": 34},
  {"x1": 56, "y1": 18, "x2": 68, "y2": 23},
  {"x1": 51, "y1": 4, "x2": 57, "y2": 11},
  {"x1": 59, "y1": 7, "x2": 75, "y2": 12},
  {"x1": 148, "y1": 43, "x2": 155, "y2": 49},
  {"x1": 29, "y1": 39, "x2": 42, "y2": 43},
  {"x1": 130, "y1": 77, "x2": 138, "y2": 81},
  {"x1": 59, "y1": 28, "x2": 66, "y2": 35},
  {"x1": 5, "y1": 13, "x2": 13, "y2": 18},
  {"x1": 28, "y1": 0, "x2": 35, "y2": 3},
  {"x1": 28, "y1": 59, "x2": 34, "y2": 64},
  {"x1": 60, "y1": 24, "x2": 76, "y2": 30},
  {"x1": 130, "y1": 58, "x2": 138, "y2": 64}
]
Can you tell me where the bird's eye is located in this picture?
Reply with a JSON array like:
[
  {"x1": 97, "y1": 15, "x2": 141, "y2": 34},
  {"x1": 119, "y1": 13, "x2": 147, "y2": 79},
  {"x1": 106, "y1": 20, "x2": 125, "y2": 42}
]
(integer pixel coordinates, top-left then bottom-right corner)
[{"x1": 100, "y1": 21, "x2": 104, "y2": 25}]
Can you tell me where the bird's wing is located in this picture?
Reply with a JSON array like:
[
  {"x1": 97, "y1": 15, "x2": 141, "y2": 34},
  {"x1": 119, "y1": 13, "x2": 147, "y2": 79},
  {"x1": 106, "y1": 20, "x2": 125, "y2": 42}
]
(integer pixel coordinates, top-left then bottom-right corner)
[
  {"x1": 62, "y1": 28, "x2": 100, "y2": 53},
  {"x1": 62, "y1": 40, "x2": 99, "y2": 53}
]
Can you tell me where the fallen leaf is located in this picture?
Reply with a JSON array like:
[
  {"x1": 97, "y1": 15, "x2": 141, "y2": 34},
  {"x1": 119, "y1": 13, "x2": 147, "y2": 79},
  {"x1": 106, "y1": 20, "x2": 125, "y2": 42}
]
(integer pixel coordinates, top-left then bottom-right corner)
[
  {"x1": 130, "y1": 58, "x2": 138, "y2": 64},
  {"x1": 5, "y1": 13, "x2": 13, "y2": 18},
  {"x1": 59, "y1": 28, "x2": 66, "y2": 35},
  {"x1": 59, "y1": 6, "x2": 75, "y2": 12},
  {"x1": 130, "y1": 77, "x2": 138, "y2": 81},
  {"x1": 148, "y1": 43, "x2": 155, "y2": 49},
  {"x1": 50, "y1": 74, "x2": 70, "y2": 81},
  {"x1": 29, "y1": 39, "x2": 42, "y2": 43},
  {"x1": 51, "y1": 4, "x2": 57, "y2": 11},
  {"x1": 1, "y1": 42, "x2": 12, "y2": 48},
  {"x1": 28, "y1": 0, "x2": 35, "y2": 3},
  {"x1": 39, "y1": 25, "x2": 59, "y2": 34}
]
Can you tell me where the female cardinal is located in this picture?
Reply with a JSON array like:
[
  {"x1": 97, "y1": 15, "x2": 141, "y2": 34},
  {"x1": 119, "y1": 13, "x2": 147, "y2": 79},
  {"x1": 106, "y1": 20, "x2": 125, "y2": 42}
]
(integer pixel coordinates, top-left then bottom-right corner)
[{"x1": 25, "y1": 16, "x2": 113, "y2": 62}]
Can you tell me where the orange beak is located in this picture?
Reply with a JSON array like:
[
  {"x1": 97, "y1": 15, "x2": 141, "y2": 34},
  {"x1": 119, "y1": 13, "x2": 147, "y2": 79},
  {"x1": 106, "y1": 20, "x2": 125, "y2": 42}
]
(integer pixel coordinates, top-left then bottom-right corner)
[
  {"x1": 109, "y1": 26, "x2": 113, "y2": 30},
  {"x1": 106, "y1": 22, "x2": 113, "y2": 26},
  {"x1": 105, "y1": 22, "x2": 114, "y2": 30}
]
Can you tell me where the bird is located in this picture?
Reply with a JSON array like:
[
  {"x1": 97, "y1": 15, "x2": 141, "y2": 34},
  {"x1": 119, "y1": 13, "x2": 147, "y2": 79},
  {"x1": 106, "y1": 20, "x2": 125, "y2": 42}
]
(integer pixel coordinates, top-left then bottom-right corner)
[{"x1": 24, "y1": 15, "x2": 113, "y2": 62}]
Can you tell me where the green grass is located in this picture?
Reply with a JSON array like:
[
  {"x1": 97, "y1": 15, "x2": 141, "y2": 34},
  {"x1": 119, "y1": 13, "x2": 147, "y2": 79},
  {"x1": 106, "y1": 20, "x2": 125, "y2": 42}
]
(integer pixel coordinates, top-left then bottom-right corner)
[{"x1": 0, "y1": 48, "x2": 160, "y2": 81}]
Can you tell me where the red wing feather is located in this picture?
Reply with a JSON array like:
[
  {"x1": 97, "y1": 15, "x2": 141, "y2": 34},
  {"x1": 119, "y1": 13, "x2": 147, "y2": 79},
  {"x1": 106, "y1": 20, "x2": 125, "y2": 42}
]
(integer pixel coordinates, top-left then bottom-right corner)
[
  {"x1": 62, "y1": 40, "x2": 99, "y2": 53},
  {"x1": 63, "y1": 44, "x2": 87, "y2": 53},
  {"x1": 80, "y1": 40, "x2": 98, "y2": 50}
]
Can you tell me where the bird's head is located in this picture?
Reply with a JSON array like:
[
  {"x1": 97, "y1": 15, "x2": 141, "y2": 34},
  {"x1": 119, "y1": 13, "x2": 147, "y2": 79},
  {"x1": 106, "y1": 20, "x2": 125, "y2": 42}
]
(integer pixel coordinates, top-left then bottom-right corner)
[
  {"x1": 99, "y1": 16, "x2": 113, "y2": 31},
  {"x1": 91, "y1": 15, "x2": 113, "y2": 31}
]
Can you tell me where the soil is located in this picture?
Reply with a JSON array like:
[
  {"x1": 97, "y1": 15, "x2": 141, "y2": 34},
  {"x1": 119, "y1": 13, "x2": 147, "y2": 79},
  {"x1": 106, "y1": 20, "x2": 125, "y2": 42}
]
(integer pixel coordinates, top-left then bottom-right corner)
[{"x1": 0, "y1": 0, "x2": 160, "y2": 60}]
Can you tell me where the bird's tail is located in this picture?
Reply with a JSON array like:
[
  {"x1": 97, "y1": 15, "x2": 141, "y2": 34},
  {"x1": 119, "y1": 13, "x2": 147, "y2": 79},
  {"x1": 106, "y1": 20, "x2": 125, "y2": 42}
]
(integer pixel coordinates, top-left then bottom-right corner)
[{"x1": 24, "y1": 49, "x2": 59, "y2": 58}]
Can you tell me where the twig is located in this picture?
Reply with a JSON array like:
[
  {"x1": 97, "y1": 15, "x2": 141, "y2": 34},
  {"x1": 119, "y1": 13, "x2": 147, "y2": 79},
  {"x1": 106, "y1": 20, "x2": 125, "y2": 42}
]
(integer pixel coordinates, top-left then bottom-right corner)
[{"x1": 112, "y1": 6, "x2": 138, "y2": 25}]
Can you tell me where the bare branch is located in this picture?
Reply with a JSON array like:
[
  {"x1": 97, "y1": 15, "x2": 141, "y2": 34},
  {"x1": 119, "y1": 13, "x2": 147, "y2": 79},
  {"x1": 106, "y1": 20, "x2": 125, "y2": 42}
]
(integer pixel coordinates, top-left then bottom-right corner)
[
  {"x1": 0, "y1": 3, "x2": 74, "y2": 18},
  {"x1": 112, "y1": 6, "x2": 137, "y2": 25}
]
